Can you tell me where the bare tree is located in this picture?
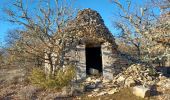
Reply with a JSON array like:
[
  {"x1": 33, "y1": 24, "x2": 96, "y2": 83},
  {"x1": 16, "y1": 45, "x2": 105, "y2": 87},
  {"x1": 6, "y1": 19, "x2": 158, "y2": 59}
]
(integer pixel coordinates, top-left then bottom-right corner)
[
  {"x1": 111, "y1": 0, "x2": 170, "y2": 62},
  {"x1": 2, "y1": 0, "x2": 77, "y2": 74}
]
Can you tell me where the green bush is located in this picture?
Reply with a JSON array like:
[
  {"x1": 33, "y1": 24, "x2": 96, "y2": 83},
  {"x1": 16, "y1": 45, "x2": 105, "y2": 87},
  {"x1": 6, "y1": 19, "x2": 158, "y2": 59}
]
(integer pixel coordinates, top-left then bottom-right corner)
[{"x1": 29, "y1": 65, "x2": 76, "y2": 89}]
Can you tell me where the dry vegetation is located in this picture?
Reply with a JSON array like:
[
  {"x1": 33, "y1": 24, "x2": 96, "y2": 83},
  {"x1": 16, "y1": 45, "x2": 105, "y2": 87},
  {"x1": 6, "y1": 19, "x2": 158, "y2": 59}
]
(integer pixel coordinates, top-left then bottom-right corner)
[
  {"x1": 0, "y1": 0, "x2": 169, "y2": 100},
  {"x1": 29, "y1": 65, "x2": 76, "y2": 89}
]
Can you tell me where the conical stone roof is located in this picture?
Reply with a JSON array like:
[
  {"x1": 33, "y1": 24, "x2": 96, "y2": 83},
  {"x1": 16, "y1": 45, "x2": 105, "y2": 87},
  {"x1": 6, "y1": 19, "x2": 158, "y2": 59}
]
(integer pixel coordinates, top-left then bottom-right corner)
[{"x1": 65, "y1": 8, "x2": 117, "y2": 47}]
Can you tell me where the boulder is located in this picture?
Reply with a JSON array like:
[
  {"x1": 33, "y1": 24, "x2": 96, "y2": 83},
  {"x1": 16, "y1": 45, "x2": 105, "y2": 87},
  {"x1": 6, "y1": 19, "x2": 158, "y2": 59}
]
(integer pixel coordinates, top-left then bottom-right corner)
[{"x1": 132, "y1": 85, "x2": 150, "y2": 98}]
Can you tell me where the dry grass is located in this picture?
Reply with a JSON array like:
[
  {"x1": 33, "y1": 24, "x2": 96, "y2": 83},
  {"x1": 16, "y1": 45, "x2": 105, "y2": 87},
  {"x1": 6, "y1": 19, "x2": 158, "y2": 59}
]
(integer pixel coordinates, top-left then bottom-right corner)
[
  {"x1": 78, "y1": 88, "x2": 149, "y2": 100},
  {"x1": 0, "y1": 66, "x2": 28, "y2": 99},
  {"x1": 0, "y1": 67, "x2": 26, "y2": 85},
  {"x1": 18, "y1": 85, "x2": 39, "y2": 100},
  {"x1": 0, "y1": 66, "x2": 170, "y2": 100},
  {"x1": 29, "y1": 66, "x2": 76, "y2": 89}
]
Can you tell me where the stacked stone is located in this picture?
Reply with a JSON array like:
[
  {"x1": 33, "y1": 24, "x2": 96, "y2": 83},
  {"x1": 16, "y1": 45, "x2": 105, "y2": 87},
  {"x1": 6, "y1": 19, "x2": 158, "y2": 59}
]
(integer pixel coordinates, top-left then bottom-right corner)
[
  {"x1": 115, "y1": 64, "x2": 159, "y2": 86},
  {"x1": 65, "y1": 8, "x2": 117, "y2": 48}
]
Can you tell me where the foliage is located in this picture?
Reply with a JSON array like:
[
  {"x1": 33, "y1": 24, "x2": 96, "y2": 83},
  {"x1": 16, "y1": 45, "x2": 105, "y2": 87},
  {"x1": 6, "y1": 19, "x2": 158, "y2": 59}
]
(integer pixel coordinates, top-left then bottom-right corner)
[{"x1": 29, "y1": 65, "x2": 76, "y2": 89}]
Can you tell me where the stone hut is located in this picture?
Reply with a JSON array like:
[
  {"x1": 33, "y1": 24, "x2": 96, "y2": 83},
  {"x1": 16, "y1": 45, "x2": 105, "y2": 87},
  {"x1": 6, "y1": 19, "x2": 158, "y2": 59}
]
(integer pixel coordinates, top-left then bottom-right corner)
[{"x1": 45, "y1": 9, "x2": 128, "y2": 81}]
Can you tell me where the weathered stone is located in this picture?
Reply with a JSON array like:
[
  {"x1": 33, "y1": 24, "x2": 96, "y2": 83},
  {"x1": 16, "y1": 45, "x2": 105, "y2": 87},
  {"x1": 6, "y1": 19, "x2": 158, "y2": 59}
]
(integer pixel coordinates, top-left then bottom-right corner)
[
  {"x1": 102, "y1": 42, "x2": 115, "y2": 80},
  {"x1": 114, "y1": 63, "x2": 159, "y2": 87},
  {"x1": 107, "y1": 88, "x2": 118, "y2": 94},
  {"x1": 93, "y1": 78, "x2": 101, "y2": 83},
  {"x1": 93, "y1": 88, "x2": 100, "y2": 92},
  {"x1": 159, "y1": 75, "x2": 166, "y2": 80},
  {"x1": 125, "y1": 78, "x2": 136, "y2": 87},
  {"x1": 117, "y1": 76, "x2": 125, "y2": 82},
  {"x1": 133, "y1": 86, "x2": 150, "y2": 98},
  {"x1": 157, "y1": 79, "x2": 170, "y2": 88},
  {"x1": 88, "y1": 94, "x2": 94, "y2": 97},
  {"x1": 89, "y1": 68, "x2": 99, "y2": 75},
  {"x1": 102, "y1": 78, "x2": 111, "y2": 83},
  {"x1": 86, "y1": 77, "x2": 92, "y2": 82},
  {"x1": 97, "y1": 91, "x2": 107, "y2": 96},
  {"x1": 71, "y1": 83, "x2": 85, "y2": 96},
  {"x1": 147, "y1": 76, "x2": 153, "y2": 81},
  {"x1": 85, "y1": 84, "x2": 96, "y2": 90},
  {"x1": 61, "y1": 87, "x2": 70, "y2": 96},
  {"x1": 75, "y1": 45, "x2": 86, "y2": 80},
  {"x1": 96, "y1": 83, "x2": 103, "y2": 88}
]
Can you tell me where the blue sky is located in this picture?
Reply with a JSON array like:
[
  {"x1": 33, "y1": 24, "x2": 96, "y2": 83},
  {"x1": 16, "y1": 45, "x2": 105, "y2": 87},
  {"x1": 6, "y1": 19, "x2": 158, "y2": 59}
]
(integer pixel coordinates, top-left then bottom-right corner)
[
  {"x1": 75, "y1": 0, "x2": 116, "y2": 31},
  {"x1": 0, "y1": 0, "x2": 116, "y2": 45},
  {"x1": 0, "y1": 0, "x2": 146, "y2": 45}
]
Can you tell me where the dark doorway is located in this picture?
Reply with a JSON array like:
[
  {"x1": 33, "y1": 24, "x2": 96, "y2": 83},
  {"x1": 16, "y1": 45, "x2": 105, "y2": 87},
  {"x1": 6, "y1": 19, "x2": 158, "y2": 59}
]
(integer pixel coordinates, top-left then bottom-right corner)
[{"x1": 86, "y1": 46, "x2": 102, "y2": 75}]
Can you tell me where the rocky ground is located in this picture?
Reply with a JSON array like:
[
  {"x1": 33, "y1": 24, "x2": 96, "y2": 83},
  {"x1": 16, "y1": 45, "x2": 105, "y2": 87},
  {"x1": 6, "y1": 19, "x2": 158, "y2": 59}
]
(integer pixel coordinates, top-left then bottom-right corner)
[
  {"x1": 0, "y1": 64, "x2": 170, "y2": 100},
  {"x1": 77, "y1": 64, "x2": 170, "y2": 100}
]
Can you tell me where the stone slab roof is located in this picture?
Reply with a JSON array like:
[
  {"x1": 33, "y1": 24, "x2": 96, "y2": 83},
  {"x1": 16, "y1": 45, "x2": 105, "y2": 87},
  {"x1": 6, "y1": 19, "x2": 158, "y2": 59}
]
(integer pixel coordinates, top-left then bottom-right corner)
[{"x1": 65, "y1": 8, "x2": 117, "y2": 47}]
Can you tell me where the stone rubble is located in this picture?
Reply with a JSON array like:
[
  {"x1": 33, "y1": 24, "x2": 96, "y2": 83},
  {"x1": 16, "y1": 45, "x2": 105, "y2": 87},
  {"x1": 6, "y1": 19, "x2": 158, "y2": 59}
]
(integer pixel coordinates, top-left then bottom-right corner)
[
  {"x1": 132, "y1": 85, "x2": 151, "y2": 98},
  {"x1": 154, "y1": 76, "x2": 170, "y2": 100},
  {"x1": 60, "y1": 64, "x2": 170, "y2": 99},
  {"x1": 84, "y1": 77, "x2": 119, "y2": 97},
  {"x1": 114, "y1": 64, "x2": 160, "y2": 87},
  {"x1": 83, "y1": 63, "x2": 162, "y2": 97},
  {"x1": 157, "y1": 78, "x2": 170, "y2": 89}
]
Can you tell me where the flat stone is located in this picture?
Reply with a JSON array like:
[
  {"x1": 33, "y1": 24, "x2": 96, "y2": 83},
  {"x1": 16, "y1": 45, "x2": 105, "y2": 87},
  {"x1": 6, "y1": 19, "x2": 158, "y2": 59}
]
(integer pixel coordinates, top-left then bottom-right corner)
[
  {"x1": 107, "y1": 88, "x2": 118, "y2": 94},
  {"x1": 93, "y1": 88, "x2": 100, "y2": 92},
  {"x1": 147, "y1": 76, "x2": 153, "y2": 81},
  {"x1": 93, "y1": 79, "x2": 101, "y2": 83},
  {"x1": 159, "y1": 75, "x2": 167, "y2": 80},
  {"x1": 86, "y1": 77, "x2": 92, "y2": 82},
  {"x1": 89, "y1": 68, "x2": 100, "y2": 75},
  {"x1": 117, "y1": 76, "x2": 125, "y2": 82},
  {"x1": 96, "y1": 83, "x2": 103, "y2": 88},
  {"x1": 133, "y1": 85, "x2": 150, "y2": 98},
  {"x1": 102, "y1": 79, "x2": 111, "y2": 83},
  {"x1": 97, "y1": 91, "x2": 107, "y2": 96},
  {"x1": 85, "y1": 84, "x2": 96, "y2": 89},
  {"x1": 88, "y1": 94, "x2": 93, "y2": 97},
  {"x1": 125, "y1": 78, "x2": 136, "y2": 87}
]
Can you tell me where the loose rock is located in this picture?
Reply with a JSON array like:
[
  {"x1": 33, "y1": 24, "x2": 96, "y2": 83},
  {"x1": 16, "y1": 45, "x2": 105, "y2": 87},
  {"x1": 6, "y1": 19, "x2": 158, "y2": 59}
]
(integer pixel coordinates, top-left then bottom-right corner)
[
  {"x1": 132, "y1": 85, "x2": 150, "y2": 98},
  {"x1": 107, "y1": 88, "x2": 118, "y2": 94},
  {"x1": 125, "y1": 77, "x2": 136, "y2": 87}
]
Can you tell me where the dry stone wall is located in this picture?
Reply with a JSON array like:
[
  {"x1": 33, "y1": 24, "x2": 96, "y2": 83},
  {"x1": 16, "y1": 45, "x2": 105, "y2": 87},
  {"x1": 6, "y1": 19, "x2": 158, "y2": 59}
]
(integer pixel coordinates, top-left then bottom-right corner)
[{"x1": 45, "y1": 8, "x2": 130, "y2": 81}]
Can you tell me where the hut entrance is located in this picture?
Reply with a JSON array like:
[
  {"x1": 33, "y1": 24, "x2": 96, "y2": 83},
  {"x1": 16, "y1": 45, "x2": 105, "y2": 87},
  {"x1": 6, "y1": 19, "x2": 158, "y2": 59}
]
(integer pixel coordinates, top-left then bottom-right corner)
[{"x1": 86, "y1": 46, "x2": 102, "y2": 76}]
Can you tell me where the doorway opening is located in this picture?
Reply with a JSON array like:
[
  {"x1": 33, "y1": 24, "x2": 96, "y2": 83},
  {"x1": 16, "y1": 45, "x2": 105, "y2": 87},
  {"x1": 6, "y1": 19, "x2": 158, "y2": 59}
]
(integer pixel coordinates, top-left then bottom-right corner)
[{"x1": 86, "y1": 46, "x2": 102, "y2": 76}]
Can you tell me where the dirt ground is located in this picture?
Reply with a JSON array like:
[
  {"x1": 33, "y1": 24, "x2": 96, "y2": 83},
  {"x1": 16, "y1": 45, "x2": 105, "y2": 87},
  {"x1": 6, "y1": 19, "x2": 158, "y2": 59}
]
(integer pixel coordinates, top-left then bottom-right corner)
[{"x1": 0, "y1": 67, "x2": 170, "y2": 100}]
